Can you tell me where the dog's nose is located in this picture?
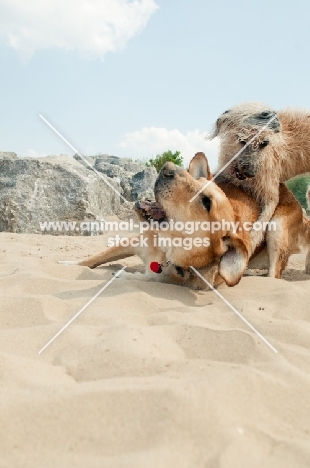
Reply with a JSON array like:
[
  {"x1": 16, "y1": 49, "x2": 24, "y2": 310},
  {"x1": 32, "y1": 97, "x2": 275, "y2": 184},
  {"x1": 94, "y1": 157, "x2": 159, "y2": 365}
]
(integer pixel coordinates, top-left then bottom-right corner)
[{"x1": 162, "y1": 162, "x2": 175, "y2": 179}]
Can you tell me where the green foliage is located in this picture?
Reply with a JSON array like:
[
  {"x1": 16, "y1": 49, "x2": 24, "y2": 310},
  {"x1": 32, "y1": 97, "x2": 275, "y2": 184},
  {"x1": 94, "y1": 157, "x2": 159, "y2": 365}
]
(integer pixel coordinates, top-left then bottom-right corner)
[
  {"x1": 145, "y1": 150, "x2": 183, "y2": 173},
  {"x1": 286, "y1": 173, "x2": 310, "y2": 213}
]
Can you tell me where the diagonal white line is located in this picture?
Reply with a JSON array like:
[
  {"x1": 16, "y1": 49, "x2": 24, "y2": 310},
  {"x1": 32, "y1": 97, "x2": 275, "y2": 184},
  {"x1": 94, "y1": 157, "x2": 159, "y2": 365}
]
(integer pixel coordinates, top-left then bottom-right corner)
[
  {"x1": 38, "y1": 266, "x2": 126, "y2": 354},
  {"x1": 189, "y1": 114, "x2": 277, "y2": 202},
  {"x1": 39, "y1": 114, "x2": 128, "y2": 202},
  {"x1": 190, "y1": 266, "x2": 278, "y2": 354}
]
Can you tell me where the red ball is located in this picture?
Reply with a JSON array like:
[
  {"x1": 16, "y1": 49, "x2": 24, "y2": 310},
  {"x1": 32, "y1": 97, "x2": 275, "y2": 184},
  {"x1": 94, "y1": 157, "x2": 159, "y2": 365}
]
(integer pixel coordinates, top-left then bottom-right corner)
[{"x1": 150, "y1": 262, "x2": 162, "y2": 273}]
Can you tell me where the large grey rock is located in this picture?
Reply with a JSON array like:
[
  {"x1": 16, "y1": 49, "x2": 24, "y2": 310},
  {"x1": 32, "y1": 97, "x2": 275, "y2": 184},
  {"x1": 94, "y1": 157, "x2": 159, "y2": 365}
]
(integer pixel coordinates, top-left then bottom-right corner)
[
  {"x1": 73, "y1": 153, "x2": 121, "y2": 168},
  {"x1": 0, "y1": 157, "x2": 122, "y2": 234},
  {"x1": 94, "y1": 158, "x2": 133, "y2": 200},
  {"x1": 0, "y1": 152, "x2": 18, "y2": 160},
  {"x1": 93, "y1": 158, "x2": 157, "y2": 201},
  {"x1": 124, "y1": 162, "x2": 142, "y2": 173},
  {"x1": 73, "y1": 154, "x2": 96, "y2": 169},
  {"x1": 130, "y1": 166, "x2": 157, "y2": 200},
  {"x1": 116, "y1": 201, "x2": 138, "y2": 222}
]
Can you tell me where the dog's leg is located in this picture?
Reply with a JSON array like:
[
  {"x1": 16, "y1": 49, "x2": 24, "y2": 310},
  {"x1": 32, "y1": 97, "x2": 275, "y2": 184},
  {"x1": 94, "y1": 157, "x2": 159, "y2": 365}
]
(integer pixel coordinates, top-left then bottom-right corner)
[
  {"x1": 246, "y1": 167, "x2": 281, "y2": 255},
  {"x1": 272, "y1": 249, "x2": 289, "y2": 278},
  {"x1": 59, "y1": 237, "x2": 139, "y2": 269},
  {"x1": 79, "y1": 242, "x2": 137, "y2": 269},
  {"x1": 267, "y1": 222, "x2": 281, "y2": 278},
  {"x1": 302, "y1": 217, "x2": 310, "y2": 274},
  {"x1": 306, "y1": 248, "x2": 310, "y2": 275},
  {"x1": 250, "y1": 199, "x2": 279, "y2": 255},
  {"x1": 266, "y1": 218, "x2": 288, "y2": 278}
]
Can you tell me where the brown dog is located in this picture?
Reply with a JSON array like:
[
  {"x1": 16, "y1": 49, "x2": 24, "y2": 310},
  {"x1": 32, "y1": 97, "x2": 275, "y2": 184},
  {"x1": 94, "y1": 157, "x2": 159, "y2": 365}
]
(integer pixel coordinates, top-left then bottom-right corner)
[
  {"x1": 60, "y1": 153, "x2": 310, "y2": 289},
  {"x1": 211, "y1": 102, "x2": 310, "y2": 253}
]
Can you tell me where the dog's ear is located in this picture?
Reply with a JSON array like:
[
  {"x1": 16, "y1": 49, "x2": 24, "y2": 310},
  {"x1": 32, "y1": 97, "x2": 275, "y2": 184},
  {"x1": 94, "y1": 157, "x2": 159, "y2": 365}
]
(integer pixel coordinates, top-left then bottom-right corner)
[
  {"x1": 209, "y1": 109, "x2": 231, "y2": 139},
  {"x1": 188, "y1": 152, "x2": 212, "y2": 180},
  {"x1": 219, "y1": 236, "x2": 248, "y2": 286}
]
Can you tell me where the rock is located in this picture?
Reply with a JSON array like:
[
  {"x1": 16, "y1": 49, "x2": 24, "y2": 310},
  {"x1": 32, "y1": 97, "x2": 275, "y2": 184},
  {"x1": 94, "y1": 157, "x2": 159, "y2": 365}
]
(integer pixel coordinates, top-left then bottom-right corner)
[
  {"x1": 116, "y1": 201, "x2": 137, "y2": 222},
  {"x1": 91, "y1": 158, "x2": 157, "y2": 202},
  {"x1": 0, "y1": 157, "x2": 122, "y2": 234},
  {"x1": 94, "y1": 158, "x2": 133, "y2": 200},
  {"x1": 105, "y1": 155, "x2": 121, "y2": 165},
  {"x1": 73, "y1": 153, "x2": 122, "y2": 168},
  {"x1": 130, "y1": 166, "x2": 158, "y2": 201},
  {"x1": 94, "y1": 160, "x2": 125, "y2": 178},
  {"x1": 0, "y1": 152, "x2": 18, "y2": 160},
  {"x1": 124, "y1": 162, "x2": 143, "y2": 173},
  {"x1": 0, "y1": 152, "x2": 159, "y2": 235},
  {"x1": 73, "y1": 154, "x2": 96, "y2": 168}
]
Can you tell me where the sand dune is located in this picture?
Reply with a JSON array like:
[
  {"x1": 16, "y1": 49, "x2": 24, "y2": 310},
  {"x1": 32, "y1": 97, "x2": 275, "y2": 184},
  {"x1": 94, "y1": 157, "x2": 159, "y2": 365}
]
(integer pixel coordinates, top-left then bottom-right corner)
[{"x1": 1, "y1": 231, "x2": 310, "y2": 467}]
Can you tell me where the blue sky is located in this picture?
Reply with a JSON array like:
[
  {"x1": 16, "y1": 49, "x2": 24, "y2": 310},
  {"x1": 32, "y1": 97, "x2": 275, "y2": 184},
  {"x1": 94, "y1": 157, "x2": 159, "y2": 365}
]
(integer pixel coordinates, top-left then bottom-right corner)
[{"x1": 1, "y1": 0, "x2": 310, "y2": 170}]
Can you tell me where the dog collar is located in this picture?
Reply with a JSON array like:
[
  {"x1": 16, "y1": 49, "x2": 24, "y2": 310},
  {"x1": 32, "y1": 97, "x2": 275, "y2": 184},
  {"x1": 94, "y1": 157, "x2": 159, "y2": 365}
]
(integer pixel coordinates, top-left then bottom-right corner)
[
  {"x1": 150, "y1": 260, "x2": 170, "y2": 274},
  {"x1": 149, "y1": 261, "x2": 189, "y2": 278}
]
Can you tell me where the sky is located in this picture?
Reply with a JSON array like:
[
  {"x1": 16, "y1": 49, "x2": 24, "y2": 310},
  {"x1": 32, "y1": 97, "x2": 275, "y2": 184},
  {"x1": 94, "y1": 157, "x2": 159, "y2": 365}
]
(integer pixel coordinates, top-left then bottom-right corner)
[{"x1": 1, "y1": 0, "x2": 310, "y2": 170}]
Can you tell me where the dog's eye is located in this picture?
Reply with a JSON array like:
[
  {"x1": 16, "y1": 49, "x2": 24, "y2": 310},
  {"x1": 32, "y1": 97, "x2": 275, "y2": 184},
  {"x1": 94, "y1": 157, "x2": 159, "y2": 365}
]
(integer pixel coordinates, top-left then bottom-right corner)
[
  {"x1": 259, "y1": 140, "x2": 269, "y2": 148},
  {"x1": 201, "y1": 195, "x2": 212, "y2": 212}
]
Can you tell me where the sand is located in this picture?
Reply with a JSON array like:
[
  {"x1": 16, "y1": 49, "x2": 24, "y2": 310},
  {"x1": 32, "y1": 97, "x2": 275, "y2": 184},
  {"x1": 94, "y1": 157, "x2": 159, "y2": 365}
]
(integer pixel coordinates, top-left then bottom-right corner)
[{"x1": 1, "y1": 231, "x2": 310, "y2": 468}]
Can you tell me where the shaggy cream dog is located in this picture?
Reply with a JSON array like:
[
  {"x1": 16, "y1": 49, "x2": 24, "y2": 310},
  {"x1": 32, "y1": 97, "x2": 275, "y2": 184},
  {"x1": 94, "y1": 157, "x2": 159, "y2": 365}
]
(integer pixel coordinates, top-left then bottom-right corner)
[{"x1": 211, "y1": 102, "x2": 310, "y2": 252}]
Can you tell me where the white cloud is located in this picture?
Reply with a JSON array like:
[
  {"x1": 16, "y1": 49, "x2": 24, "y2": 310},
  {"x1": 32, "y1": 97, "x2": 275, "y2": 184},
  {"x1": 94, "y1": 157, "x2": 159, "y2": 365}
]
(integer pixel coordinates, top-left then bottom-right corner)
[
  {"x1": 0, "y1": 0, "x2": 158, "y2": 62},
  {"x1": 118, "y1": 127, "x2": 220, "y2": 170},
  {"x1": 25, "y1": 149, "x2": 48, "y2": 158}
]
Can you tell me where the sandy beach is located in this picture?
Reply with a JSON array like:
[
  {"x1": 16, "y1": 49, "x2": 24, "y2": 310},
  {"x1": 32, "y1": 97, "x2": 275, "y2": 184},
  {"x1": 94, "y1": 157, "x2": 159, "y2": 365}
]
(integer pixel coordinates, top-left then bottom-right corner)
[{"x1": 1, "y1": 231, "x2": 310, "y2": 467}]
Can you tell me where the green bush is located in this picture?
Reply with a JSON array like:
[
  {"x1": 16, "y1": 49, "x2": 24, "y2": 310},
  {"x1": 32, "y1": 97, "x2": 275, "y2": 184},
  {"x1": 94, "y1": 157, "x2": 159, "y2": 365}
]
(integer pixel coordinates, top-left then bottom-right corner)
[
  {"x1": 145, "y1": 150, "x2": 183, "y2": 173},
  {"x1": 286, "y1": 173, "x2": 310, "y2": 212}
]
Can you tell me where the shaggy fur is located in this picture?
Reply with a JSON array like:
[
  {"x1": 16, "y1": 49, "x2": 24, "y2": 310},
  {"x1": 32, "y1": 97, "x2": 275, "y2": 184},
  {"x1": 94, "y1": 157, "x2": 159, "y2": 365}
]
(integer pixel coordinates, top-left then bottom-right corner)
[{"x1": 211, "y1": 102, "x2": 310, "y2": 252}]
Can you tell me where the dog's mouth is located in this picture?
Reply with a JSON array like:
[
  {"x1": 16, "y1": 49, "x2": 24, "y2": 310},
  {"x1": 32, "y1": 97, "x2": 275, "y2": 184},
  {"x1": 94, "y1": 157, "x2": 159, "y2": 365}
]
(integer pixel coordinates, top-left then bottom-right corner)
[
  {"x1": 235, "y1": 168, "x2": 247, "y2": 180},
  {"x1": 230, "y1": 163, "x2": 248, "y2": 181},
  {"x1": 134, "y1": 199, "x2": 167, "y2": 224}
]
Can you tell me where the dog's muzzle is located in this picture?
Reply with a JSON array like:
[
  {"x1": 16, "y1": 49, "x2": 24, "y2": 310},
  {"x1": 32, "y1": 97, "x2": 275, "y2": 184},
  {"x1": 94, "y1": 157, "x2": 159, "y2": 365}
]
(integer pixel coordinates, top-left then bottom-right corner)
[
  {"x1": 154, "y1": 162, "x2": 178, "y2": 201},
  {"x1": 161, "y1": 163, "x2": 175, "y2": 179}
]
